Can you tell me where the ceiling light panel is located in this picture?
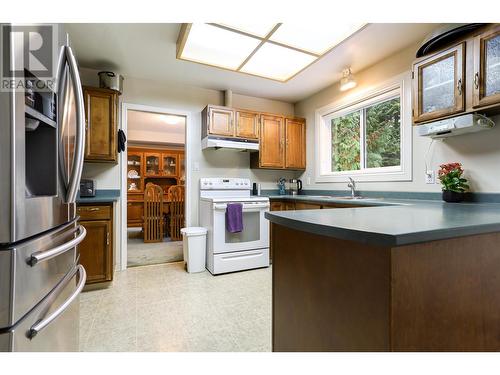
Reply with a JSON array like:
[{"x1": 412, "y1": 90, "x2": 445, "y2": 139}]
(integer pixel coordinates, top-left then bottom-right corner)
[
  {"x1": 270, "y1": 23, "x2": 365, "y2": 55},
  {"x1": 180, "y1": 23, "x2": 261, "y2": 70},
  {"x1": 240, "y1": 43, "x2": 316, "y2": 81},
  {"x1": 216, "y1": 23, "x2": 278, "y2": 37}
]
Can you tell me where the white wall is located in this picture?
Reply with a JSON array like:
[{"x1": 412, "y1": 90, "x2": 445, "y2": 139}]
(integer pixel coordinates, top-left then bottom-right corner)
[
  {"x1": 294, "y1": 43, "x2": 500, "y2": 193},
  {"x1": 80, "y1": 68, "x2": 298, "y2": 226}
]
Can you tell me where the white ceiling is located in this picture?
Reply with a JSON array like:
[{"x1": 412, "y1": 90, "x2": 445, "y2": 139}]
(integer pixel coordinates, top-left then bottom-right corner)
[
  {"x1": 127, "y1": 110, "x2": 185, "y2": 145},
  {"x1": 65, "y1": 23, "x2": 438, "y2": 103}
]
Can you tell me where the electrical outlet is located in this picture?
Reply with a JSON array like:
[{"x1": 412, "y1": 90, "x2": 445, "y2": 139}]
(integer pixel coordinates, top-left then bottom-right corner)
[
  {"x1": 425, "y1": 170, "x2": 435, "y2": 184},
  {"x1": 193, "y1": 162, "x2": 200, "y2": 172},
  {"x1": 306, "y1": 176, "x2": 311, "y2": 185}
]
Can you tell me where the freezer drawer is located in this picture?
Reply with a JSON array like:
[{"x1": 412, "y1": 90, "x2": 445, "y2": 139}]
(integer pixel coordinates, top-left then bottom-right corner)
[
  {"x1": 0, "y1": 264, "x2": 86, "y2": 352},
  {"x1": 0, "y1": 219, "x2": 86, "y2": 328}
]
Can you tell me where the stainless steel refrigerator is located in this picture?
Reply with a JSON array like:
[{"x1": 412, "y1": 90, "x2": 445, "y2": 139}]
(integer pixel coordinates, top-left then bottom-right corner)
[{"x1": 0, "y1": 24, "x2": 87, "y2": 351}]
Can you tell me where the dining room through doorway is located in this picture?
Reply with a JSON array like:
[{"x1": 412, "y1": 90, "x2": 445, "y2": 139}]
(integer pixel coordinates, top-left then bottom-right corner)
[{"x1": 125, "y1": 109, "x2": 186, "y2": 267}]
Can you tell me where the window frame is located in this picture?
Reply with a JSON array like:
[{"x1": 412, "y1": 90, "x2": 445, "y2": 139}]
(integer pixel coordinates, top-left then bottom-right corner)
[{"x1": 315, "y1": 73, "x2": 412, "y2": 183}]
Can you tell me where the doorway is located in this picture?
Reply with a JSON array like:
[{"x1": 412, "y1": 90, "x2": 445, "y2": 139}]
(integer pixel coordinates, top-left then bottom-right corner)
[{"x1": 120, "y1": 103, "x2": 191, "y2": 269}]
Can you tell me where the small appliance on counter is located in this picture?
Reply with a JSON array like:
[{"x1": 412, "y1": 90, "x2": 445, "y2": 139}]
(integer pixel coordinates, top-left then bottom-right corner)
[
  {"x1": 289, "y1": 179, "x2": 303, "y2": 195},
  {"x1": 278, "y1": 178, "x2": 287, "y2": 195},
  {"x1": 252, "y1": 183, "x2": 261, "y2": 196},
  {"x1": 79, "y1": 179, "x2": 96, "y2": 197}
]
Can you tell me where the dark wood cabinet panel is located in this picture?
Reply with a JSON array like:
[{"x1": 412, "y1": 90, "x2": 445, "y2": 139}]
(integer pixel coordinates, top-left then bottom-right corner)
[
  {"x1": 272, "y1": 224, "x2": 500, "y2": 351},
  {"x1": 77, "y1": 203, "x2": 113, "y2": 285},
  {"x1": 83, "y1": 87, "x2": 118, "y2": 163}
]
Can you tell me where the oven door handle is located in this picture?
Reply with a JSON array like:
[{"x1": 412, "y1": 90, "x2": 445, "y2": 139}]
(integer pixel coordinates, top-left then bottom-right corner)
[
  {"x1": 28, "y1": 265, "x2": 86, "y2": 339},
  {"x1": 213, "y1": 203, "x2": 270, "y2": 210},
  {"x1": 28, "y1": 225, "x2": 87, "y2": 266}
]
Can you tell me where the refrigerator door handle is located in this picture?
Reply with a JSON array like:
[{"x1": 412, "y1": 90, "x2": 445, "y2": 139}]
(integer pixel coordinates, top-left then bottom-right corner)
[
  {"x1": 28, "y1": 265, "x2": 86, "y2": 339},
  {"x1": 28, "y1": 225, "x2": 87, "y2": 266},
  {"x1": 64, "y1": 44, "x2": 86, "y2": 204}
]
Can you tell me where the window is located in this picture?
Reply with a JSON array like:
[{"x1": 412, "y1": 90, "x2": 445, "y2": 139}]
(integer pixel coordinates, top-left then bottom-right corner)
[{"x1": 315, "y1": 76, "x2": 412, "y2": 182}]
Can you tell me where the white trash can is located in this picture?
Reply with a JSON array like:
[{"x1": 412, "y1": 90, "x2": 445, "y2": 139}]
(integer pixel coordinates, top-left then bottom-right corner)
[{"x1": 180, "y1": 227, "x2": 208, "y2": 273}]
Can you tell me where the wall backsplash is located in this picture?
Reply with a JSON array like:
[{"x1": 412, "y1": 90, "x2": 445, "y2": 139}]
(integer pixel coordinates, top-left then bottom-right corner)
[{"x1": 294, "y1": 42, "x2": 500, "y2": 194}]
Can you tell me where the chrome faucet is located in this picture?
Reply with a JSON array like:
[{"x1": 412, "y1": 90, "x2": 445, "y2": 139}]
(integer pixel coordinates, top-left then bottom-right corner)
[{"x1": 347, "y1": 177, "x2": 356, "y2": 198}]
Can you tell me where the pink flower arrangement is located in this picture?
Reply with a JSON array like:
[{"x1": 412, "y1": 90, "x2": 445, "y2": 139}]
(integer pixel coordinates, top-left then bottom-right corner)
[{"x1": 438, "y1": 162, "x2": 469, "y2": 193}]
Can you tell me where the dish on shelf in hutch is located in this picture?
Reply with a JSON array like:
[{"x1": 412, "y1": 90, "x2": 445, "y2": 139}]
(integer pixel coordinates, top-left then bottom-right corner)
[{"x1": 127, "y1": 169, "x2": 140, "y2": 178}]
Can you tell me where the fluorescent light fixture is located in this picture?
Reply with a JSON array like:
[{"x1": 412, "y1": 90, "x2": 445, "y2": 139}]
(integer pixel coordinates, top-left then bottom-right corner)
[
  {"x1": 340, "y1": 68, "x2": 357, "y2": 91},
  {"x1": 217, "y1": 23, "x2": 277, "y2": 37},
  {"x1": 240, "y1": 43, "x2": 316, "y2": 81},
  {"x1": 179, "y1": 23, "x2": 260, "y2": 70},
  {"x1": 177, "y1": 23, "x2": 366, "y2": 82},
  {"x1": 270, "y1": 23, "x2": 365, "y2": 55}
]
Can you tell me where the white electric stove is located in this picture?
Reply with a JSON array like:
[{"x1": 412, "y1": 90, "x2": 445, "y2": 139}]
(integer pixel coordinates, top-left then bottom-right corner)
[{"x1": 199, "y1": 178, "x2": 270, "y2": 275}]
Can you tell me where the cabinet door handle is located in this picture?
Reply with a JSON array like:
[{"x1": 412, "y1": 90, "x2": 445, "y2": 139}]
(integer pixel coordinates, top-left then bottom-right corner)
[
  {"x1": 474, "y1": 72, "x2": 479, "y2": 90},
  {"x1": 457, "y1": 78, "x2": 462, "y2": 96},
  {"x1": 80, "y1": 207, "x2": 99, "y2": 211},
  {"x1": 106, "y1": 232, "x2": 110, "y2": 245}
]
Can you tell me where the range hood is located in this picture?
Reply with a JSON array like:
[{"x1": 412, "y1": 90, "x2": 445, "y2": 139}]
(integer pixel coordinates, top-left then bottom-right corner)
[
  {"x1": 417, "y1": 114, "x2": 495, "y2": 139},
  {"x1": 201, "y1": 136, "x2": 259, "y2": 151}
]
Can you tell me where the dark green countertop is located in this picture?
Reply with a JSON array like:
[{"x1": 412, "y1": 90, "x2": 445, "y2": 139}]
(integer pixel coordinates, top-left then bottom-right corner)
[
  {"x1": 265, "y1": 195, "x2": 500, "y2": 247},
  {"x1": 76, "y1": 189, "x2": 120, "y2": 203}
]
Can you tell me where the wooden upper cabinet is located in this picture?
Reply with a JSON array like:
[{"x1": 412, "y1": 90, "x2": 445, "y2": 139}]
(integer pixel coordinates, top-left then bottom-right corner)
[
  {"x1": 412, "y1": 43, "x2": 465, "y2": 124},
  {"x1": 83, "y1": 87, "x2": 118, "y2": 162},
  {"x1": 285, "y1": 118, "x2": 306, "y2": 169},
  {"x1": 235, "y1": 110, "x2": 259, "y2": 139},
  {"x1": 473, "y1": 25, "x2": 500, "y2": 108},
  {"x1": 259, "y1": 114, "x2": 285, "y2": 168},
  {"x1": 207, "y1": 105, "x2": 234, "y2": 136}
]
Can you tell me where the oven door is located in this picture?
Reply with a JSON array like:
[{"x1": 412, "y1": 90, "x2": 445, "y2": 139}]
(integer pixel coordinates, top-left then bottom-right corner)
[{"x1": 212, "y1": 201, "x2": 269, "y2": 254}]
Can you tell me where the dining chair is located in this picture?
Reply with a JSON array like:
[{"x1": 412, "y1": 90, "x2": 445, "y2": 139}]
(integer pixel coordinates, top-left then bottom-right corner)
[
  {"x1": 167, "y1": 185, "x2": 185, "y2": 241},
  {"x1": 143, "y1": 183, "x2": 164, "y2": 243}
]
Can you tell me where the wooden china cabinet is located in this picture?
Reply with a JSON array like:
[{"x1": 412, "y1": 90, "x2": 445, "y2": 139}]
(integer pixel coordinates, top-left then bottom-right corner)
[{"x1": 126, "y1": 145, "x2": 185, "y2": 228}]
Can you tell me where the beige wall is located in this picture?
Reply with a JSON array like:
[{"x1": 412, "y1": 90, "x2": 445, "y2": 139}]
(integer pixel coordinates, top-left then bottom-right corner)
[
  {"x1": 294, "y1": 43, "x2": 500, "y2": 193},
  {"x1": 80, "y1": 68, "x2": 297, "y2": 226}
]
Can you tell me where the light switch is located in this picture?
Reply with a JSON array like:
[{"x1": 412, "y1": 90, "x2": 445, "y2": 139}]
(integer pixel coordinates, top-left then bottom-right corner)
[{"x1": 193, "y1": 162, "x2": 200, "y2": 171}]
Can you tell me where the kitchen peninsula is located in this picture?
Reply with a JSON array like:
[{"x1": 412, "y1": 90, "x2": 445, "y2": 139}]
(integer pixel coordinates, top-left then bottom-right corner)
[{"x1": 266, "y1": 199, "x2": 500, "y2": 351}]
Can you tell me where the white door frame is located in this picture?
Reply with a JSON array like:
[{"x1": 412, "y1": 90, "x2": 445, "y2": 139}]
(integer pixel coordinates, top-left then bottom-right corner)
[{"x1": 120, "y1": 102, "x2": 192, "y2": 271}]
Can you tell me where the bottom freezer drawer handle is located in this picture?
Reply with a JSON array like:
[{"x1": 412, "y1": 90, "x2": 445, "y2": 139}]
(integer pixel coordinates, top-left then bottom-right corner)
[{"x1": 28, "y1": 265, "x2": 87, "y2": 339}]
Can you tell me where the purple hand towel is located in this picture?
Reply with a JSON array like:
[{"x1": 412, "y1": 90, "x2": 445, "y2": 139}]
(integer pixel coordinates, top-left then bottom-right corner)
[{"x1": 226, "y1": 203, "x2": 243, "y2": 233}]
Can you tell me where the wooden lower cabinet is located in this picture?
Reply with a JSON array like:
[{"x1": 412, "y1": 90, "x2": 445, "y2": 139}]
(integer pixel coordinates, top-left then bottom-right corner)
[
  {"x1": 270, "y1": 201, "x2": 284, "y2": 211},
  {"x1": 77, "y1": 203, "x2": 113, "y2": 284},
  {"x1": 127, "y1": 201, "x2": 144, "y2": 227},
  {"x1": 294, "y1": 202, "x2": 322, "y2": 210}
]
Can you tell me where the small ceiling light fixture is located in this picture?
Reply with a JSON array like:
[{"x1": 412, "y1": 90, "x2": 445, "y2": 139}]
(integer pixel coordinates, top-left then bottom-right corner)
[{"x1": 340, "y1": 67, "x2": 357, "y2": 91}]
